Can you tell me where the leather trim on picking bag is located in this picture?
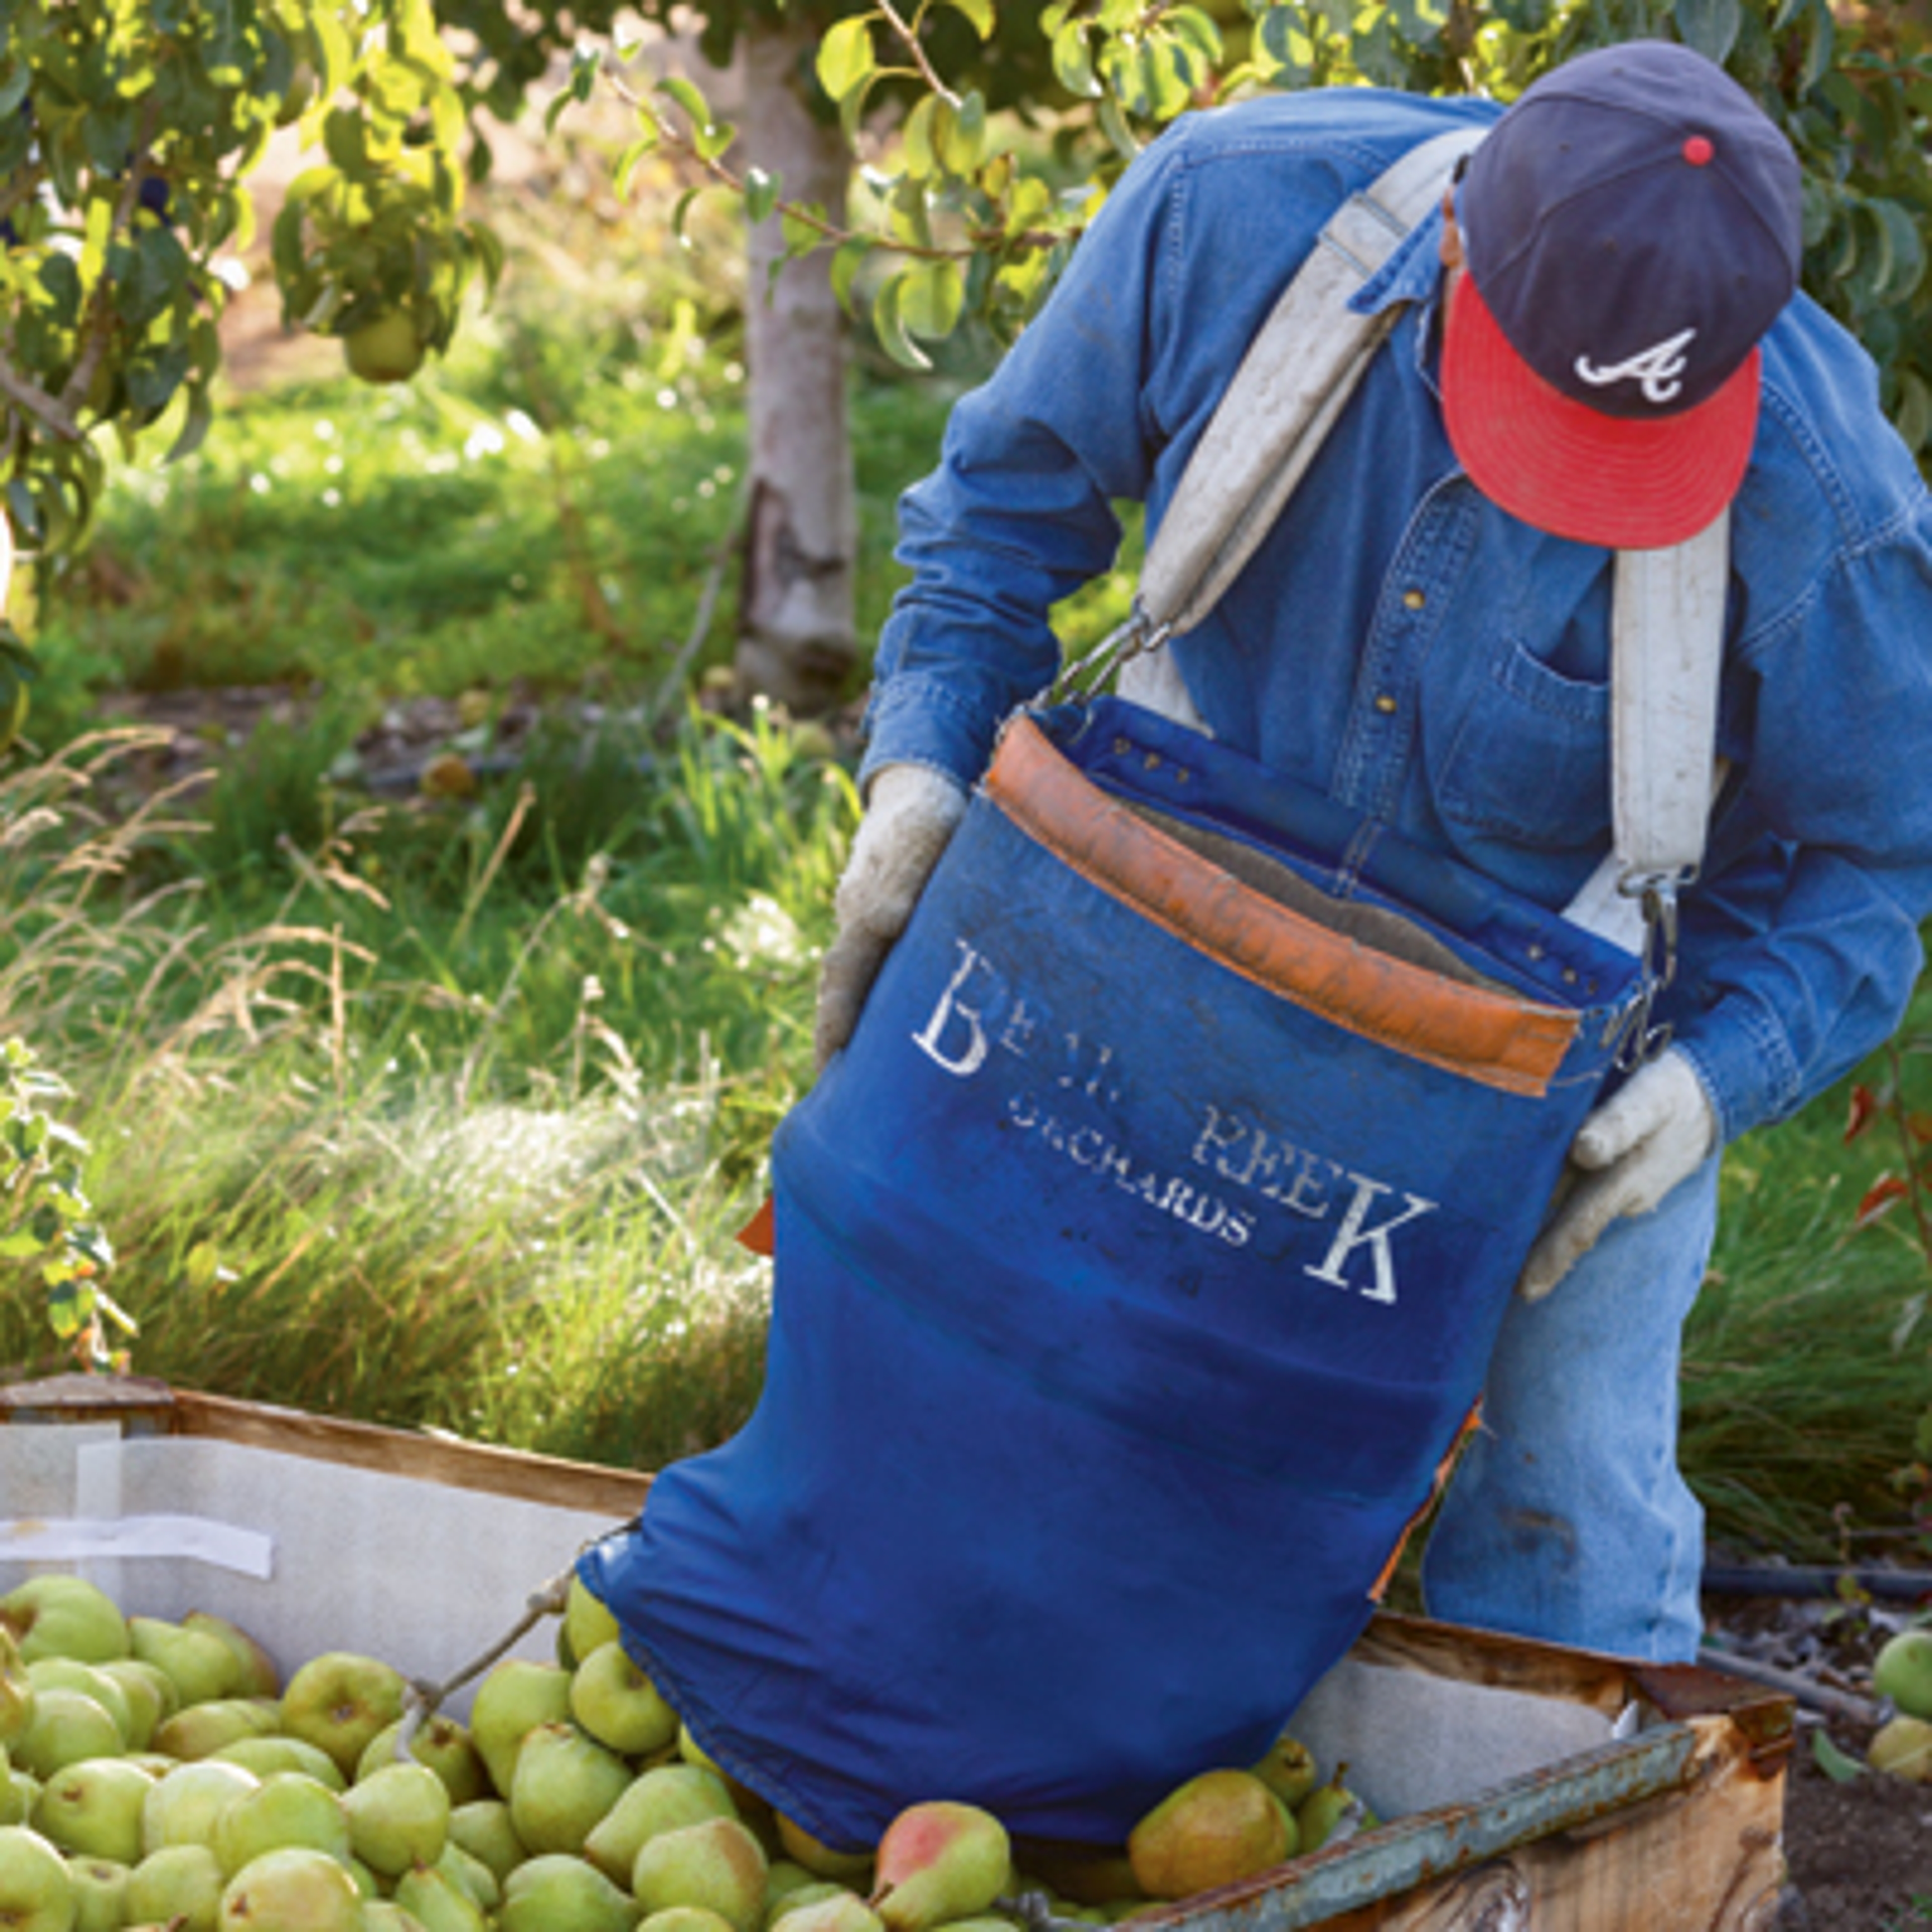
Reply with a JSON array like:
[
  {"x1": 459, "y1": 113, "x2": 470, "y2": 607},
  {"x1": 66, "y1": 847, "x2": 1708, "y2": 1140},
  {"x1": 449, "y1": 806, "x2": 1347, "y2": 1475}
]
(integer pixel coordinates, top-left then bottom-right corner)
[{"x1": 985, "y1": 714, "x2": 1579, "y2": 1098}]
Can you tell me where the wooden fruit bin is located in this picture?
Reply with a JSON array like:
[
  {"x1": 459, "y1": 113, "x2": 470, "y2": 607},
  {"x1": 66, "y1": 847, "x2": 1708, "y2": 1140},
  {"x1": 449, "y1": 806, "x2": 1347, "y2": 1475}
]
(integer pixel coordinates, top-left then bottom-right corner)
[{"x1": 0, "y1": 1375, "x2": 1791, "y2": 1930}]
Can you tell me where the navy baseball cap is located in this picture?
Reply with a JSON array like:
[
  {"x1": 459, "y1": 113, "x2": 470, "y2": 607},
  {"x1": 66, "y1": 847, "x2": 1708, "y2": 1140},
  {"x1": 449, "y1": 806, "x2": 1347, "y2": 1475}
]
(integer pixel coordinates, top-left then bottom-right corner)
[{"x1": 1442, "y1": 40, "x2": 1803, "y2": 548}]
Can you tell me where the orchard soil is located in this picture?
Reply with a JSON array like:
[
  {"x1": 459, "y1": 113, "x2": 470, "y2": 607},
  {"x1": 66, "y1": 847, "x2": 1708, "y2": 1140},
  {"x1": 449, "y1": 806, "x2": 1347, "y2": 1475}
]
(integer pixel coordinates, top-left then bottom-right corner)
[{"x1": 1703, "y1": 1582, "x2": 1932, "y2": 1928}]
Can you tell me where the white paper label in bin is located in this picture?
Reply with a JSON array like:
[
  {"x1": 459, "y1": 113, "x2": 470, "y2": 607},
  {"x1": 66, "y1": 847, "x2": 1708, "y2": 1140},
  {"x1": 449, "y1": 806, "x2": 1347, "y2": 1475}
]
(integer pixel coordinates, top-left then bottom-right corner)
[{"x1": 0, "y1": 1515, "x2": 274, "y2": 1576}]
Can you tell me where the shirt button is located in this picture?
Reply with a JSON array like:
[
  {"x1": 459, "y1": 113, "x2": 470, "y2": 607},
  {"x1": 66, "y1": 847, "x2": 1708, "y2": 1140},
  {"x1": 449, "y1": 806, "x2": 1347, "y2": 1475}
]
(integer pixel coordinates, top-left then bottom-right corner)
[
  {"x1": 1402, "y1": 589, "x2": 1426, "y2": 610},
  {"x1": 1374, "y1": 694, "x2": 1398, "y2": 715}
]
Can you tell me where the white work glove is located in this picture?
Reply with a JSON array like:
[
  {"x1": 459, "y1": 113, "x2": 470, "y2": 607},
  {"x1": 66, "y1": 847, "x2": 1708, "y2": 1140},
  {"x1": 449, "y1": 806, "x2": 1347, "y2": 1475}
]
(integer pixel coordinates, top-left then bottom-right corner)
[
  {"x1": 1517, "y1": 1047, "x2": 1717, "y2": 1303},
  {"x1": 814, "y1": 763, "x2": 968, "y2": 1070}
]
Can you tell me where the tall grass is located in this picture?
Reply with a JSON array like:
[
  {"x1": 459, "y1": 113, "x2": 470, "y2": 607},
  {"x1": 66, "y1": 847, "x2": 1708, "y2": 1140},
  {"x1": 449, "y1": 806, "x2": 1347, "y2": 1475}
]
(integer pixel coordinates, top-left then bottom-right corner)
[{"x1": 0, "y1": 707, "x2": 847, "y2": 1471}]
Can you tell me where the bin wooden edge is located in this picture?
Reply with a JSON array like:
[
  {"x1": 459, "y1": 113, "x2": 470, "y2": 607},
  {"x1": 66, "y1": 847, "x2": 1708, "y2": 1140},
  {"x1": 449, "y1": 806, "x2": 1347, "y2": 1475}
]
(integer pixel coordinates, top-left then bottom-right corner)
[{"x1": 0, "y1": 1372, "x2": 655, "y2": 1519}]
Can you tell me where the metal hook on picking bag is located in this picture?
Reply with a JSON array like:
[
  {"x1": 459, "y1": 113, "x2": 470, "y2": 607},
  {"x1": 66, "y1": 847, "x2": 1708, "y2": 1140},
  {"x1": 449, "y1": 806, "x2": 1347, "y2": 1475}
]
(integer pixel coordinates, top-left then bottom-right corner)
[
  {"x1": 1611, "y1": 874, "x2": 1684, "y2": 1071},
  {"x1": 1052, "y1": 598, "x2": 1174, "y2": 704}
]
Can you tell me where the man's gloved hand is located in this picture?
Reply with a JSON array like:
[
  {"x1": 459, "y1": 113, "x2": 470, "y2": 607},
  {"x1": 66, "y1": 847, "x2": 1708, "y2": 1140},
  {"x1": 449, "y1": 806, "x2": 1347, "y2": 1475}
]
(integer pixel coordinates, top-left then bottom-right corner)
[
  {"x1": 814, "y1": 762, "x2": 968, "y2": 1070},
  {"x1": 1517, "y1": 1047, "x2": 1717, "y2": 1303}
]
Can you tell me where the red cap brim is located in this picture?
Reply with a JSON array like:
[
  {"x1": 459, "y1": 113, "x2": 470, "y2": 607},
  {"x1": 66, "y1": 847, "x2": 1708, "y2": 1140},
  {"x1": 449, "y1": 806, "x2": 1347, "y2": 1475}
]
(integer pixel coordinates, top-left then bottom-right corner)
[{"x1": 1442, "y1": 273, "x2": 1758, "y2": 549}]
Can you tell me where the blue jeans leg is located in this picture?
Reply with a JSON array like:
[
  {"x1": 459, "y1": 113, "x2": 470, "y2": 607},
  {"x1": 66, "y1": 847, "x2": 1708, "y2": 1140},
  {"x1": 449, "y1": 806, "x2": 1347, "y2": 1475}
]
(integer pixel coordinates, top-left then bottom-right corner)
[{"x1": 1419, "y1": 1152, "x2": 1720, "y2": 1662}]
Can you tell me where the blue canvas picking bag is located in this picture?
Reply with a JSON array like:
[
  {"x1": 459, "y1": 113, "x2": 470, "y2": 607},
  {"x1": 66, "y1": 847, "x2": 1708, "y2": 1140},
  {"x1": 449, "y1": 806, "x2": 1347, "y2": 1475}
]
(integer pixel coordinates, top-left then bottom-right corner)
[{"x1": 580, "y1": 692, "x2": 1646, "y2": 1850}]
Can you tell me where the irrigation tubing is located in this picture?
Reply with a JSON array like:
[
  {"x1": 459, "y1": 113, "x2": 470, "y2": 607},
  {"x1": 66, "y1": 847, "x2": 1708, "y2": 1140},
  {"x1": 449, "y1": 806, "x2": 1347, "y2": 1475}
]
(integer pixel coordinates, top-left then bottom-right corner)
[{"x1": 1703, "y1": 1564, "x2": 1932, "y2": 1603}]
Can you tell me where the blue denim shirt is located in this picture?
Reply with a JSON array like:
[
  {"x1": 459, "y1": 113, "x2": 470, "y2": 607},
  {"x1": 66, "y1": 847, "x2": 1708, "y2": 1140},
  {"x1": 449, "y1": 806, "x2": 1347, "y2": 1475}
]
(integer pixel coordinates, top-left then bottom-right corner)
[{"x1": 861, "y1": 87, "x2": 1932, "y2": 1146}]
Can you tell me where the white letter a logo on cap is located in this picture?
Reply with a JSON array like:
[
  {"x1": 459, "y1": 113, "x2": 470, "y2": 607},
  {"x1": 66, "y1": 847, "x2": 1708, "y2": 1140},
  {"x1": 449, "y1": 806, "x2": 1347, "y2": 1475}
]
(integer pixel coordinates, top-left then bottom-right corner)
[{"x1": 1573, "y1": 328, "x2": 1697, "y2": 404}]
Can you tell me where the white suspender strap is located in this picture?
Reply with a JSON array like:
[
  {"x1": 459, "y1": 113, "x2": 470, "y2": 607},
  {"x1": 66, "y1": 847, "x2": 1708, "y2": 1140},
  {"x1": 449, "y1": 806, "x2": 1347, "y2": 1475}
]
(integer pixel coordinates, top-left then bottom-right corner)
[
  {"x1": 1560, "y1": 514, "x2": 1730, "y2": 953},
  {"x1": 1133, "y1": 127, "x2": 1488, "y2": 642}
]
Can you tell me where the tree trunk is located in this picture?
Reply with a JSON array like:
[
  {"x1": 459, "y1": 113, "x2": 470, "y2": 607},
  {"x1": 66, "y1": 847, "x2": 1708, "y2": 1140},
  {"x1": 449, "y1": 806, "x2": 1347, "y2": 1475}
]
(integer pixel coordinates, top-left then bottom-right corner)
[{"x1": 733, "y1": 18, "x2": 857, "y2": 715}]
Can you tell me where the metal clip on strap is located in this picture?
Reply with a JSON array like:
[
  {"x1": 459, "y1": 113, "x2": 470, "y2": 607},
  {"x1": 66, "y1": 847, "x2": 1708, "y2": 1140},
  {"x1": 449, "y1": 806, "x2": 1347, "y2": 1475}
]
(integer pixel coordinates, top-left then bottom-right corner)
[
  {"x1": 1053, "y1": 600, "x2": 1172, "y2": 703},
  {"x1": 1612, "y1": 874, "x2": 1685, "y2": 1070}
]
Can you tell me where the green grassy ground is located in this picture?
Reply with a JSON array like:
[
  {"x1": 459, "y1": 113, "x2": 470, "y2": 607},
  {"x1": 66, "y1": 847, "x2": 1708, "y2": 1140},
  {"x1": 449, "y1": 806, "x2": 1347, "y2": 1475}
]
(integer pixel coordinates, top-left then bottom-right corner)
[{"x1": 2, "y1": 170, "x2": 1925, "y2": 1564}]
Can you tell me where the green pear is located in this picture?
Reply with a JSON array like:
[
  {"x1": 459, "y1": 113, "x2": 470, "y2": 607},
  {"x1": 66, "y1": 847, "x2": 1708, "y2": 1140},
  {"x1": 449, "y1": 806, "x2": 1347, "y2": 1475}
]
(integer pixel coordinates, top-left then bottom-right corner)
[
  {"x1": 342, "y1": 1761, "x2": 450, "y2": 1877},
  {"x1": 31, "y1": 1755, "x2": 155, "y2": 1864},
  {"x1": 210, "y1": 1771, "x2": 351, "y2": 1877},
  {"x1": 24, "y1": 1663, "x2": 130, "y2": 1745},
  {"x1": 144, "y1": 1759, "x2": 261, "y2": 1855},
  {"x1": 468, "y1": 1660, "x2": 573, "y2": 1801},
  {"x1": 0, "y1": 1824, "x2": 76, "y2": 1932},
  {"x1": 508, "y1": 1720, "x2": 632, "y2": 1857},
  {"x1": 775, "y1": 1815, "x2": 872, "y2": 1885},
  {"x1": 0, "y1": 1629, "x2": 34, "y2": 1750},
  {"x1": 678, "y1": 1727, "x2": 763, "y2": 1816},
  {"x1": 632, "y1": 1815, "x2": 768, "y2": 1932},
  {"x1": 129, "y1": 1618, "x2": 244, "y2": 1709},
  {"x1": 215, "y1": 1737, "x2": 347, "y2": 1792},
  {"x1": 355, "y1": 1716, "x2": 489, "y2": 1806},
  {"x1": 1870, "y1": 1714, "x2": 1932, "y2": 1781},
  {"x1": 182, "y1": 1614, "x2": 281, "y2": 1702},
  {"x1": 572, "y1": 1642, "x2": 682, "y2": 1757},
  {"x1": 435, "y1": 1837, "x2": 500, "y2": 1911},
  {"x1": 868, "y1": 1803, "x2": 1009, "y2": 1932},
  {"x1": 562, "y1": 1577, "x2": 623, "y2": 1671},
  {"x1": 153, "y1": 1699, "x2": 281, "y2": 1761},
  {"x1": 1294, "y1": 1768, "x2": 1370, "y2": 1855},
  {"x1": 98, "y1": 1661, "x2": 174, "y2": 1751},
  {"x1": 777, "y1": 1896, "x2": 884, "y2": 1932},
  {"x1": 446, "y1": 1799, "x2": 525, "y2": 1884},
  {"x1": 365, "y1": 1904, "x2": 431, "y2": 1932},
  {"x1": 1874, "y1": 1630, "x2": 1932, "y2": 1723},
  {"x1": 1127, "y1": 1770, "x2": 1289, "y2": 1901},
  {"x1": 0, "y1": 1578, "x2": 129, "y2": 1666},
  {"x1": 763, "y1": 1858, "x2": 822, "y2": 1907},
  {"x1": 583, "y1": 1762, "x2": 738, "y2": 1887},
  {"x1": 0, "y1": 1765, "x2": 38, "y2": 1828},
  {"x1": 643, "y1": 1910, "x2": 738, "y2": 1932},
  {"x1": 127, "y1": 1841, "x2": 226, "y2": 1932},
  {"x1": 1246, "y1": 1735, "x2": 1318, "y2": 1814},
  {"x1": 391, "y1": 1858, "x2": 488, "y2": 1932},
  {"x1": 769, "y1": 1879, "x2": 856, "y2": 1923},
  {"x1": 280, "y1": 1652, "x2": 407, "y2": 1781},
  {"x1": 500, "y1": 1850, "x2": 640, "y2": 1932},
  {"x1": 216, "y1": 1844, "x2": 362, "y2": 1931},
  {"x1": 63, "y1": 1853, "x2": 128, "y2": 1932},
  {"x1": 13, "y1": 1687, "x2": 124, "y2": 1781}
]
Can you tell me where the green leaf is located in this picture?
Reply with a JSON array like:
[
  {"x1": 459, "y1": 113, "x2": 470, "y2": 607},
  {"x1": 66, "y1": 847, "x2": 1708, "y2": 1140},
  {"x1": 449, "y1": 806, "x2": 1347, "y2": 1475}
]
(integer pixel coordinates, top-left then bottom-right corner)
[
  {"x1": 830, "y1": 236, "x2": 870, "y2": 317},
  {"x1": 871, "y1": 269, "x2": 934, "y2": 369},
  {"x1": 1867, "y1": 198, "x2": 1925, "y2": 305},
  {"x1": 781, "y1": 202, "x2": 827, "y2": 255},
  {"x1": 940, "y1": 92, "x2": 988, "y2": 176},
  {"x1": 817, "y1": 17, "x2": 878, "y2": 103},
  {"x1": 615, "y1": 130, "x2": 660, "y2": 201},
  {"x1": 949, "y1": 0, "x2": 995, "y2": 34},
  {"x1": 1053, "y1": 24, "x2": 1101, "y2": 98},
  {"x1": 744, "y1": 166, "x2": 780, "y2": 226},
  {"x1": 1671, "y1": 0, "x2": 1740, "y2": 64},
  {"x1": 1897, "y1": 370, "x2": 1932, "y2": 457},
  {"x1": 1256, "y1": 7, "x2": 1316, "y2": 79},
  {"x1": 657, "y1": 74, "x2": 716, "y2": 137},
  {"x1": 1810, "y1": 1729, "x2": 1866, "y2": 1785},
  {"x1": 904, "y1": 96, "x2": 939, "y2": 178},
  {"x1": 693, "y1": 117, "x2": 737, "y2": 165},
  {"x1": 898, "y1": 257, "x2": 965, "y2": 338},
  {"x1": 671, "y1": 187, "x2": 702, "y2": 246}
]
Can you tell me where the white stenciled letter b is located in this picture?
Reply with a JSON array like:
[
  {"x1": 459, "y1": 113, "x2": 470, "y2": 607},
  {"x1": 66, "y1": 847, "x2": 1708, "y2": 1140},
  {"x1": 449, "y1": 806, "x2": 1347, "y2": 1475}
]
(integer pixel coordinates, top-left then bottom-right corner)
[{"x1": 911, "y1": 941, "x2": 1001, "y2": 1078}]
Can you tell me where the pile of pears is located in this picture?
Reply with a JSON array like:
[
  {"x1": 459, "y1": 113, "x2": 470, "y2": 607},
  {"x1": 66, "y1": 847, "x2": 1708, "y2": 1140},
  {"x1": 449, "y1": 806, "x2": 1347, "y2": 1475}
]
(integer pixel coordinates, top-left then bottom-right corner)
[
  {"x1": 1868, "y1": 1628, "x2": 1932, "y2": 1781},
  {"x1": 0, "y1": 1570, "x2": 1374, "y2": 1931}
]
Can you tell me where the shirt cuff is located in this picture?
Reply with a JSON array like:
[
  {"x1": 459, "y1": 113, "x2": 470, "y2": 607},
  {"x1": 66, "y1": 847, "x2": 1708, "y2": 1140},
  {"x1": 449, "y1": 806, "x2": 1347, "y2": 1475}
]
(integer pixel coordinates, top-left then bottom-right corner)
[
  {"x1": 859, "y1": 673, "x2": 1012, "y2": 795},
  {"x1": 1670, "y1": 990, "x2": 1806, "y2": 1147}
]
